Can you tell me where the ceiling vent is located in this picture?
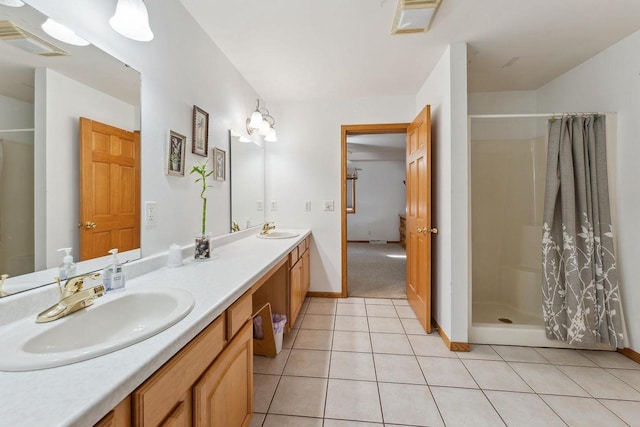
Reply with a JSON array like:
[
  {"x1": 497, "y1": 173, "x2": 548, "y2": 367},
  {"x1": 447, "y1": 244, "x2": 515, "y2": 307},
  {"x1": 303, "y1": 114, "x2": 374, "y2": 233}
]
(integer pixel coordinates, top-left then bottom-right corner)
[
  {"x1": 391, "y1": 0, "x2": 442, "y2": 34},
  {"x1": 0, "y1": 21, "x2": 68, "y2": 56}
]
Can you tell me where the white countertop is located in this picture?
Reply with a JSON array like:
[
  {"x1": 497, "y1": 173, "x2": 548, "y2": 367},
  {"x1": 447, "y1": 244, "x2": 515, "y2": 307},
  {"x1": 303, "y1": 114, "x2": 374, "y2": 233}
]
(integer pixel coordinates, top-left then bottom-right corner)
[{"x1": 0, "y1": 229, "x2": 310, "y2": 427}]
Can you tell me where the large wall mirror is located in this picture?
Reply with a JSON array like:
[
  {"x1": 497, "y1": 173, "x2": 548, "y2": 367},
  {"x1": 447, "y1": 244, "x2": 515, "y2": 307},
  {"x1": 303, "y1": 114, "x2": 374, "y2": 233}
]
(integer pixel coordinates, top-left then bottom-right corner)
[
  {"x1": 0, "y1": 3, "x2": 141, "y2": 297},
  {"x1": 229, "y1": 130, "x2": 265, "y2": 232}
]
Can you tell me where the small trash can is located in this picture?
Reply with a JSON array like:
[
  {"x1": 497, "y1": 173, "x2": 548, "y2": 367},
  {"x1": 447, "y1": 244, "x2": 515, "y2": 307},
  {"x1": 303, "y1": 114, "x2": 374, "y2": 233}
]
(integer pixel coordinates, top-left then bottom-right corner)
[{"x1": 272, "y1": 313, "x2": 287, "y2": 354}]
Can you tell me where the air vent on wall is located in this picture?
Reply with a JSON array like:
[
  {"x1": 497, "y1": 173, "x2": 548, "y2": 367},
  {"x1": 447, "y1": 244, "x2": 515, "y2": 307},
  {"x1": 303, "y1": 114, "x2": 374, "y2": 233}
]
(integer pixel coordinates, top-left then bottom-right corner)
[
  {"x1": 391, "y1": 0, "x2": 442, "y2": 34},
  {"x1": 0, "y1": 21, "x2": 68, "y2": 56}
]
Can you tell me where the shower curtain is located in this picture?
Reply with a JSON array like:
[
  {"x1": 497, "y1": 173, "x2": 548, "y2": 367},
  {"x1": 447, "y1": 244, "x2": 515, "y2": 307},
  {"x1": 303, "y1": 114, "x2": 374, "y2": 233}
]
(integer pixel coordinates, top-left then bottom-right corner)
[{"x1": 541, "y1": 115, "x2": 625, "y2": 347}]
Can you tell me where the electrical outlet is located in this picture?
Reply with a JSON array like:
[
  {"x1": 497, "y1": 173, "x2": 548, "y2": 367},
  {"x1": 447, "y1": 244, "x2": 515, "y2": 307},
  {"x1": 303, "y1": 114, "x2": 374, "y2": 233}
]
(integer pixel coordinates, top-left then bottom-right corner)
[
  {"x1": 145, "y1": 201, "x2": 158, "y2": 225},
  {"x1": 323, "y1": 200, "x2": 334, "y2": 211},
  {"x1": 271, "y1": 200, "x2": 278, "y2": 211},
  {"x1": 257, "y1": 200, "x2": 264, "y2": 211},
  {"x1": 304, "y1": 200, "x2": 311, "y2": 211}
]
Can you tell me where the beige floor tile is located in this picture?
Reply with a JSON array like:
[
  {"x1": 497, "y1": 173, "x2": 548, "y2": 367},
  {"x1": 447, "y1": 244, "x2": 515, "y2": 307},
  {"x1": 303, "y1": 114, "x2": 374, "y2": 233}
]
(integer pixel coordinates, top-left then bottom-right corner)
[
  {"x1": 370, "y1": 333, "x2": 413, "y2": 355},
  {"x1": 338, "y1": 297, "x2": 365, "y2": 304},
  {"x1": 325, "y1": 379, "x2": 383, "y2": 423},
  {"x1": 282, "y1": 328, "x2": 298, "y2": 349},
  {"x1": 558, "y1": 365, "x2": 640, "y2": 400},
  {"x1": 366, "y1": 304, "x2": 398, "y2": 318},
  {"x1": 300, "y1": 314, "x2": 335, "y2": 330},
  {"x1": 254, "y1": 349, "x2": 291, "y2": 375},
  {"x1": 364, "y1": 298, "x2": 393, "y2": 305},
  {"x1": 600, "y1": 399, "x2": 640, "y2": 426},
  {"x1": 408, "y1": 335, "x2": 456, "y2": 358},
  {"x1": 400, "y1": 318, "x2": 428, "y2": 335},
  {"x1": 462, "y1": 360, "x2": 533, "y2": 392},
  {"x1": 262, "y1": 414, "x2": 323, "y2": 427},
  {"x1": 291, "y1": 313, "x2": 304, "y2": 329},
  {"x1": 323, "y1": 419, "x2": 382, "y2": 427},
  {"x1": 253, "y1": 374, "x2": 280, "y2": 413},
  {"x1": 418, "y1": 356, "x2": 478, "y2": 388},
  {"x1": 334, "y1": 315, "x2": 369, "y2": 332},
  {"x1": 374, "y1": 353, "x2": 425, "y2": 384},
  {"x1": 336, "y1": 303, "x2": 367, "y2": 316},
  {"x1": 608, "y1": 368, "x2": 640, "y2": 391},
  {"x1": 330, "y1": 351, "x2": 376, "y2": 381},
  {"x1": 306, "y1": 302, "x2": 337, "y2": 315},
  {"x1": 392, "y1": 299, "x2": 409, "y2": 306},
  {"x1": 457, "y1": 344, "x2": 502, "y2": 361},
  {"x1": 309, "y1": 297, "x2": 338, "y2": 304},
  {"x1": 269, "y1": 376, "x2": 327, "y2": 418},
  {"x1": 293, "y1": 329, "x2": 333, "y2": 350},
  {"x1": 379, "y1": 382, "x2": 443, "y2": 426},
  {"x1": 485, "y1": 390, "x2": 566, "y2": 427},
  {"x1": 333, "y1": 331, "x2": 372, "y2": 352},
  {"x1": 491, "y1": 345, "x2": 550, "y2": 363},
  {"x1": 368, "y1": 317, "x2": 404, "y2": 334},
  {"x1": 283, "y1": 349, "x2": 330, "y2": 377},
  {"x1": 431, "y1": 386, "x2": 506, "y2": 426},
  {"x1": 509, "y1": 362, "x2": 589, "y2": 396},
  {"x1": 541, "y1": 394, "x2": 627, "y2": 427},
  {"x1": 580, "y1": 350, "x2": 640, "y2": 369},
  {"x1": 250, "y1": 412, "x2": 266, "y2": 427},
  {"x1": 534, "y1": 347, "x2": 597, "y2": 367},
  {"x1": 394, "y1": 306, "x2": 417, "y2": 319},
  {"x1": 299, "y1": 299, "x2": 310, "y2": 314}
]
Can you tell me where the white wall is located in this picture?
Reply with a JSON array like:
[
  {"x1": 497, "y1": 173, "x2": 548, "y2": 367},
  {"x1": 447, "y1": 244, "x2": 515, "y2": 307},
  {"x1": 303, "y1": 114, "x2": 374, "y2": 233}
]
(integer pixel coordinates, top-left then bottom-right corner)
[
  {"x1": 346, "y1": 160, "x2": 406, "y2": 242},
  {"x1": 35, "y1": 69, "x2": 136, "y2": 269},
  {"x1": 266, "y1": 96, "x2": 414, "y2": 293},
  {"x1": 28, "y1": 0, "x2": 260, "y2": 260},
  {"x1": 415, "y1": 43, "x2": 468, "y2": 342},
  {"x1": 536, "y1": 30, "x2": 640, "y2": 350}
]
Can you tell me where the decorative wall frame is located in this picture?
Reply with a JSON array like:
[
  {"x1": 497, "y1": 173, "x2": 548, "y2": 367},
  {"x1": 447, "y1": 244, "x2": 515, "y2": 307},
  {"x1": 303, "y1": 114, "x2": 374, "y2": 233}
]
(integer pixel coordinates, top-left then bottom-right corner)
[
  {"x1": 214, "y1": 147, "x2": 226, "y2": 181},
  {"x1": 167, "y1": 130, "x2": 187, "y2": 176},
  {"x1": 192, "y1": 105, "x2": 209, "y2": 157}
]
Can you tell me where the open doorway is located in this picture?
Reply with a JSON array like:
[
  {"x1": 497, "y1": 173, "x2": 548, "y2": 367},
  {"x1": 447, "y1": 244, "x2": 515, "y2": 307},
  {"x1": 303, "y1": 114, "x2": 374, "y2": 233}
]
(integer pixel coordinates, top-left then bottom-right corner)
[{"x1": 340, "y1": 124, "x2": 409, "y2": 298}]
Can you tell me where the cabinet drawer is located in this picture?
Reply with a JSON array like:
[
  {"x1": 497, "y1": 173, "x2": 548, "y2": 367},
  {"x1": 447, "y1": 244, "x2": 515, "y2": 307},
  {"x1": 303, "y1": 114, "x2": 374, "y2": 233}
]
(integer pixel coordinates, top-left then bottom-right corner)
[
  {"x1": 133, "y1": 315, "x2": 226, "y2": 426},
  {"x1": 288, "y1": 246, "x2": 299, "y2": 265},
  {"x1": 297, "y1": 240, "x2": 307, "y2": 256},
  {"x1": 227, "y1": 289, "x2": 252, "y2": 340}
]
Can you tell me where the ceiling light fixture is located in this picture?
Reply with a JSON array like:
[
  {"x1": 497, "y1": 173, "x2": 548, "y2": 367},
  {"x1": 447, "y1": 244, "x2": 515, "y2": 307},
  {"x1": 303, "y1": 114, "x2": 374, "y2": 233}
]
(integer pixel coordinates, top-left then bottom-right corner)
[
  {"x1": 246, "y1": 99, "x2": 277, "y2": 142},
  {"x1": 41, "y1": 18, "x2": 90, "y2": 46},
  {"x1": 0, "y1": 0, "x2": 25, "y2": 7},
  {"x1": 109, "y1": 0, "x2": 154, "y2": 42},
  {"x1": 391, "y1": 0, "x2": 442, "y2": 34}
]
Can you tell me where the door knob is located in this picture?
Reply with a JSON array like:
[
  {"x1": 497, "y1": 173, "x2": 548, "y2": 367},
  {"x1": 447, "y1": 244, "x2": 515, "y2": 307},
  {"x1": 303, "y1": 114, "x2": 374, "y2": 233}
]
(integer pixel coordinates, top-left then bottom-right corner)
[
  {"x1": 84, "y1": 221, "x2": 97, "y2": 229},
  {"x1": 429, "y1": 227, "x2": 438, "y2": 235},
  {"x1": 416, "y1": 227, "x2": 424, "y2": 233}
]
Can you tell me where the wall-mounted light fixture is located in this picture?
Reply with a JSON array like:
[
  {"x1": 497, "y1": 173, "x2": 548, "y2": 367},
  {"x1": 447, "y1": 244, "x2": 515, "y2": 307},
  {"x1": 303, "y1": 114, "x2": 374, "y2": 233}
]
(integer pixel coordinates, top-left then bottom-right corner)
[
  {"x1": 109, "y1": 0, "x2": 154, "y2": 42},
  {"x1": 41, "y1": 18, "x2": 90, "y2": 46},
  {"x1": 247, "y1": 99, "x2": 277, "y2": 142},
  {"x1": 0, "y1": 0, "x2": 25, "y2": 7}
]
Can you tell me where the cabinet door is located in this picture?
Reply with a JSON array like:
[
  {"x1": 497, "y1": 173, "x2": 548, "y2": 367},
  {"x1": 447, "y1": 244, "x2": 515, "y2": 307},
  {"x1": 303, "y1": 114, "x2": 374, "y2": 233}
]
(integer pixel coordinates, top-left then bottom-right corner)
[
  {"x1": 194, "y1": 321, "x2": 253, "y2": 427},
  {"x1": 160, "y1": 399, "x2": 190, "y2": 427},
  {"x1": 289, "y1": 258, "x2": 303, "y2": 326},
  {"x1": 95, "y1": 396, "x2": 131, "y2": 427}
]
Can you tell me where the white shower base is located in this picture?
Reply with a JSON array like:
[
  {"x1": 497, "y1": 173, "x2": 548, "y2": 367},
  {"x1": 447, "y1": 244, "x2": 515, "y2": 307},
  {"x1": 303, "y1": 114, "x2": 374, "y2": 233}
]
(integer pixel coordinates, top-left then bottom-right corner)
[{"x1": 472, "y1": 301, "x2": 542, "y2": 326}]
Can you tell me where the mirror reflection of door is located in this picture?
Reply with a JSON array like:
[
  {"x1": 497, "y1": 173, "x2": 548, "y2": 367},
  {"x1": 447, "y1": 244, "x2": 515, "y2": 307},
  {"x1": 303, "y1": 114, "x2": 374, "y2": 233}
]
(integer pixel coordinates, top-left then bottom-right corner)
[
  {"x1": 79, "y1": 118, "x2": 140, "y2": 260},
  {"x1": 346, "y1": 177, "x2": 356, "y2": 214}
]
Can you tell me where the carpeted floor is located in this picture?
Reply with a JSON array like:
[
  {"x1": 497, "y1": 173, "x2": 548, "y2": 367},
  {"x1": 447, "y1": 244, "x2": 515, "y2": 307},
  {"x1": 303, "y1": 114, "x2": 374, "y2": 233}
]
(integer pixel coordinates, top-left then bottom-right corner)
[{"x1": 347, "y1": 242, "x2": 406, "y2": 299}]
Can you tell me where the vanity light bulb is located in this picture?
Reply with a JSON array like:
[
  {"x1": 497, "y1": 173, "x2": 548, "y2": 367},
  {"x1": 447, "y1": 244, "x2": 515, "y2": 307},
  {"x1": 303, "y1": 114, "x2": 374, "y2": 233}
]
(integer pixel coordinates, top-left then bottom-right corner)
[
  {"x1": 258, "y1": 119, "x2": 271, "y2": 136},
  {"x1": 109, "y1": 0, "x2": 154, "y2": 42},
  {"x1": 265, "y1": 128, "x2": 277, "y2": 142},
  {"x1": 0, "y1": 0, "x2": 25, "y2": 7},
  {"x1": 41, "y1": 19, "x2": 90, "y2": 47},
  {"x1": 248, "y1": 111, "x2": 263, "y2": 130}
]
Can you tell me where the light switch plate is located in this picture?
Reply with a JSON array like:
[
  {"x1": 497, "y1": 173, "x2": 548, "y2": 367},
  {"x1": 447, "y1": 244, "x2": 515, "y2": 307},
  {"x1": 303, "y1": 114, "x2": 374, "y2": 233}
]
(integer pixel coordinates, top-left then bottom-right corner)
[
  {"x1": 304, "y1": 200, "x2": 311, "y2": 211},
  {"x1": 271, "y1": 200, "x2": 278, "y2": 211},
  {"x1": 257, "y1": 201, "x2": 264, "y2": 211},
  {"x1": 145, "y1": 201, "x2": 158, "y2": 225},
  {"x1": 323, "y1": 200, "x2": 334, "y2": 211}
]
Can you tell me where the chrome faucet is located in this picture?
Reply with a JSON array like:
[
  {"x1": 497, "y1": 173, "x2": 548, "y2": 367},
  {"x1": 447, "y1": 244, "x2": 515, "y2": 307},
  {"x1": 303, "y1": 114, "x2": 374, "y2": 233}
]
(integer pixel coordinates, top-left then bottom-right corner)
[
  {"x1": 260, "y1": 222, "x2": 276, "y2": 235},
  {"x1": 36, "y1": 273, "x2": 106, "y2": 323}
]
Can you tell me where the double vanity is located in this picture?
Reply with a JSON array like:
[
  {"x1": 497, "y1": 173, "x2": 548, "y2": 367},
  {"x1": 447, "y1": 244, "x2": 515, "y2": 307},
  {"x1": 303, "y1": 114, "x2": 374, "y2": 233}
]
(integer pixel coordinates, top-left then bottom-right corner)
[{"x1": 0, "y1": 229, "x2": 311, "y2": 427}]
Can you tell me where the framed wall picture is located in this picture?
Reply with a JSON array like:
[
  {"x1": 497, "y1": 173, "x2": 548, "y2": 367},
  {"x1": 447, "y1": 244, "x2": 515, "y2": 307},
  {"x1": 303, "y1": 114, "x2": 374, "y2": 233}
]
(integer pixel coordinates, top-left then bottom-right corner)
[
  {"x1": 167, "y1": 130, "x2": 187, "y2": 176},
  {"x1": 214, "y1": 147, "x2": 226, "y2": 181},
  {"x1": 192, "y1": 105, "x2": 209, "y2": 157}
]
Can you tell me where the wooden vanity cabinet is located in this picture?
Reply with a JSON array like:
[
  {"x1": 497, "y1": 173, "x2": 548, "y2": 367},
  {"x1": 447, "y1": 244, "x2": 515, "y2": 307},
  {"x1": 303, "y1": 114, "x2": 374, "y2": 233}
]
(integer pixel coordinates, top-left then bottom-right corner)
[{"x1": 289, "y1": 237, "x2": 310, "y2": 327}]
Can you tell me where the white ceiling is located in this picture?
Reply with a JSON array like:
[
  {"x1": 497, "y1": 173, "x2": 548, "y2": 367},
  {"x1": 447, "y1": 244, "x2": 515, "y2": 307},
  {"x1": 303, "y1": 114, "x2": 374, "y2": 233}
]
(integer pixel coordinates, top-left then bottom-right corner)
[{"x1": 179, "y1": 0, "x2": 640, "y2": 102}]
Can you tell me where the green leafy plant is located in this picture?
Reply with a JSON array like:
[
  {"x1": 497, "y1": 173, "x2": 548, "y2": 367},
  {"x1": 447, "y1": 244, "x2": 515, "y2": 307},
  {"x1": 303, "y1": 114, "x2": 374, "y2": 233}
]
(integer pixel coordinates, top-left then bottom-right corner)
[{"x1": 190, "y1": 160, "x2": 213, "y2": 235}]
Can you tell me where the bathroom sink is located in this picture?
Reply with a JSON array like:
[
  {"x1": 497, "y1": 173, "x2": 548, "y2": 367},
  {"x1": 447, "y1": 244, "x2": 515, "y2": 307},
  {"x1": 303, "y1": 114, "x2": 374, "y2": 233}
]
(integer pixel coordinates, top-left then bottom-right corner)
[
  {"x1": 0, "y1": 288, "x2": 194, "y2": 371},
  {"x1": 256, "y1": 231, "x2": 300, "y2": 239}
]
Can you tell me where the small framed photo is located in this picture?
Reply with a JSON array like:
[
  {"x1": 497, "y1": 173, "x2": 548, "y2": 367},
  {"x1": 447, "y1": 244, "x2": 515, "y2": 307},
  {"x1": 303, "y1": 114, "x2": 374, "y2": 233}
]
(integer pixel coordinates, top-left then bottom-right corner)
[
  {"x1": 167, "y1": 130, "x2": 187, "y2": 176},
  {"x1": 192, "y1": 105, "x2": 209, "y2": 157},
  {"x1": 213, "y1": 147, "x2": 226, "y2": 181}
]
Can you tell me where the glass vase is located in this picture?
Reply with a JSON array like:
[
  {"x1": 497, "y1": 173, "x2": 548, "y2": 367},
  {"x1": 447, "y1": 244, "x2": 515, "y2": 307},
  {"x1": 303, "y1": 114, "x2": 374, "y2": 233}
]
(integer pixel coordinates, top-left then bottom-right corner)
[{"x1": 194, "y1": 233, "x2": 211, "y2": 260}]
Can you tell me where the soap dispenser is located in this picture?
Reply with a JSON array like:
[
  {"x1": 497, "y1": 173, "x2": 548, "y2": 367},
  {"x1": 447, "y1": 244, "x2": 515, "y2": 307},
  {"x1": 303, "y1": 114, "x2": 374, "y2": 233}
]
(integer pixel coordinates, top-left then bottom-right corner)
[
  {"x1": 104, "y1": 248, "x2": 125, "y2": 292},
  {"x1": 57, "y1": 247, "x2": 77, "y2": 280}
]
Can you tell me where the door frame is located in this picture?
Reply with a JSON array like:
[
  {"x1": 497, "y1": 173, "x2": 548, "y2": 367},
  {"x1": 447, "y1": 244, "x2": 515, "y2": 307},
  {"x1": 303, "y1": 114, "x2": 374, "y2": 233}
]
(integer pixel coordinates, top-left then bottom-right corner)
[{"x1": 340, "y1": 123, "x2": 410, "y2": 298}]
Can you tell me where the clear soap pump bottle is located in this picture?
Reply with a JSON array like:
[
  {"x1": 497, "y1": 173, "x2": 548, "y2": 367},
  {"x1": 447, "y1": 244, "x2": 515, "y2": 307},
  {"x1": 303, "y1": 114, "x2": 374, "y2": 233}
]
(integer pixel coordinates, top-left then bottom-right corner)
[
  {"x1": 57, "y1": 247, "x2": 77, "y2": 280},
  {"x1": 103, "y1": 248, "x2": 125, "y2": 292}
]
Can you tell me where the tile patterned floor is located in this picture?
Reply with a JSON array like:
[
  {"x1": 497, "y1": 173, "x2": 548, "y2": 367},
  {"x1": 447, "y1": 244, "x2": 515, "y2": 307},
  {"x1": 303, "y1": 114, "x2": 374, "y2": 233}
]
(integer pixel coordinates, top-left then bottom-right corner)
[{"x1": 251, "y1": 297, "x2": 640, "y2": 426}]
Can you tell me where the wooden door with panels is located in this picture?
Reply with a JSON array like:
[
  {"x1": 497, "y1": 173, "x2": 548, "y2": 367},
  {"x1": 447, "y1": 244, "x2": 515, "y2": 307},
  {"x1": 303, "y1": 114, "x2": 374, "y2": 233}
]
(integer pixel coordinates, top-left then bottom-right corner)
[
  {"x1": 406, "y1": 105, "x2": 435, "y2": 333},
  {"x1": 79, "y1": 117, "x2": 140, "y2": 261}
]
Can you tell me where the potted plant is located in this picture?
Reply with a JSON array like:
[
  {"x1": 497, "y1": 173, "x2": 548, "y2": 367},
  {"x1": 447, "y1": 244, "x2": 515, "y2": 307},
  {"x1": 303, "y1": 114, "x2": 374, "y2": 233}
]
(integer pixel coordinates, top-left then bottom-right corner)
[{"x1": 191, "y1": 160, "x2": 213, "y2": 259}]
